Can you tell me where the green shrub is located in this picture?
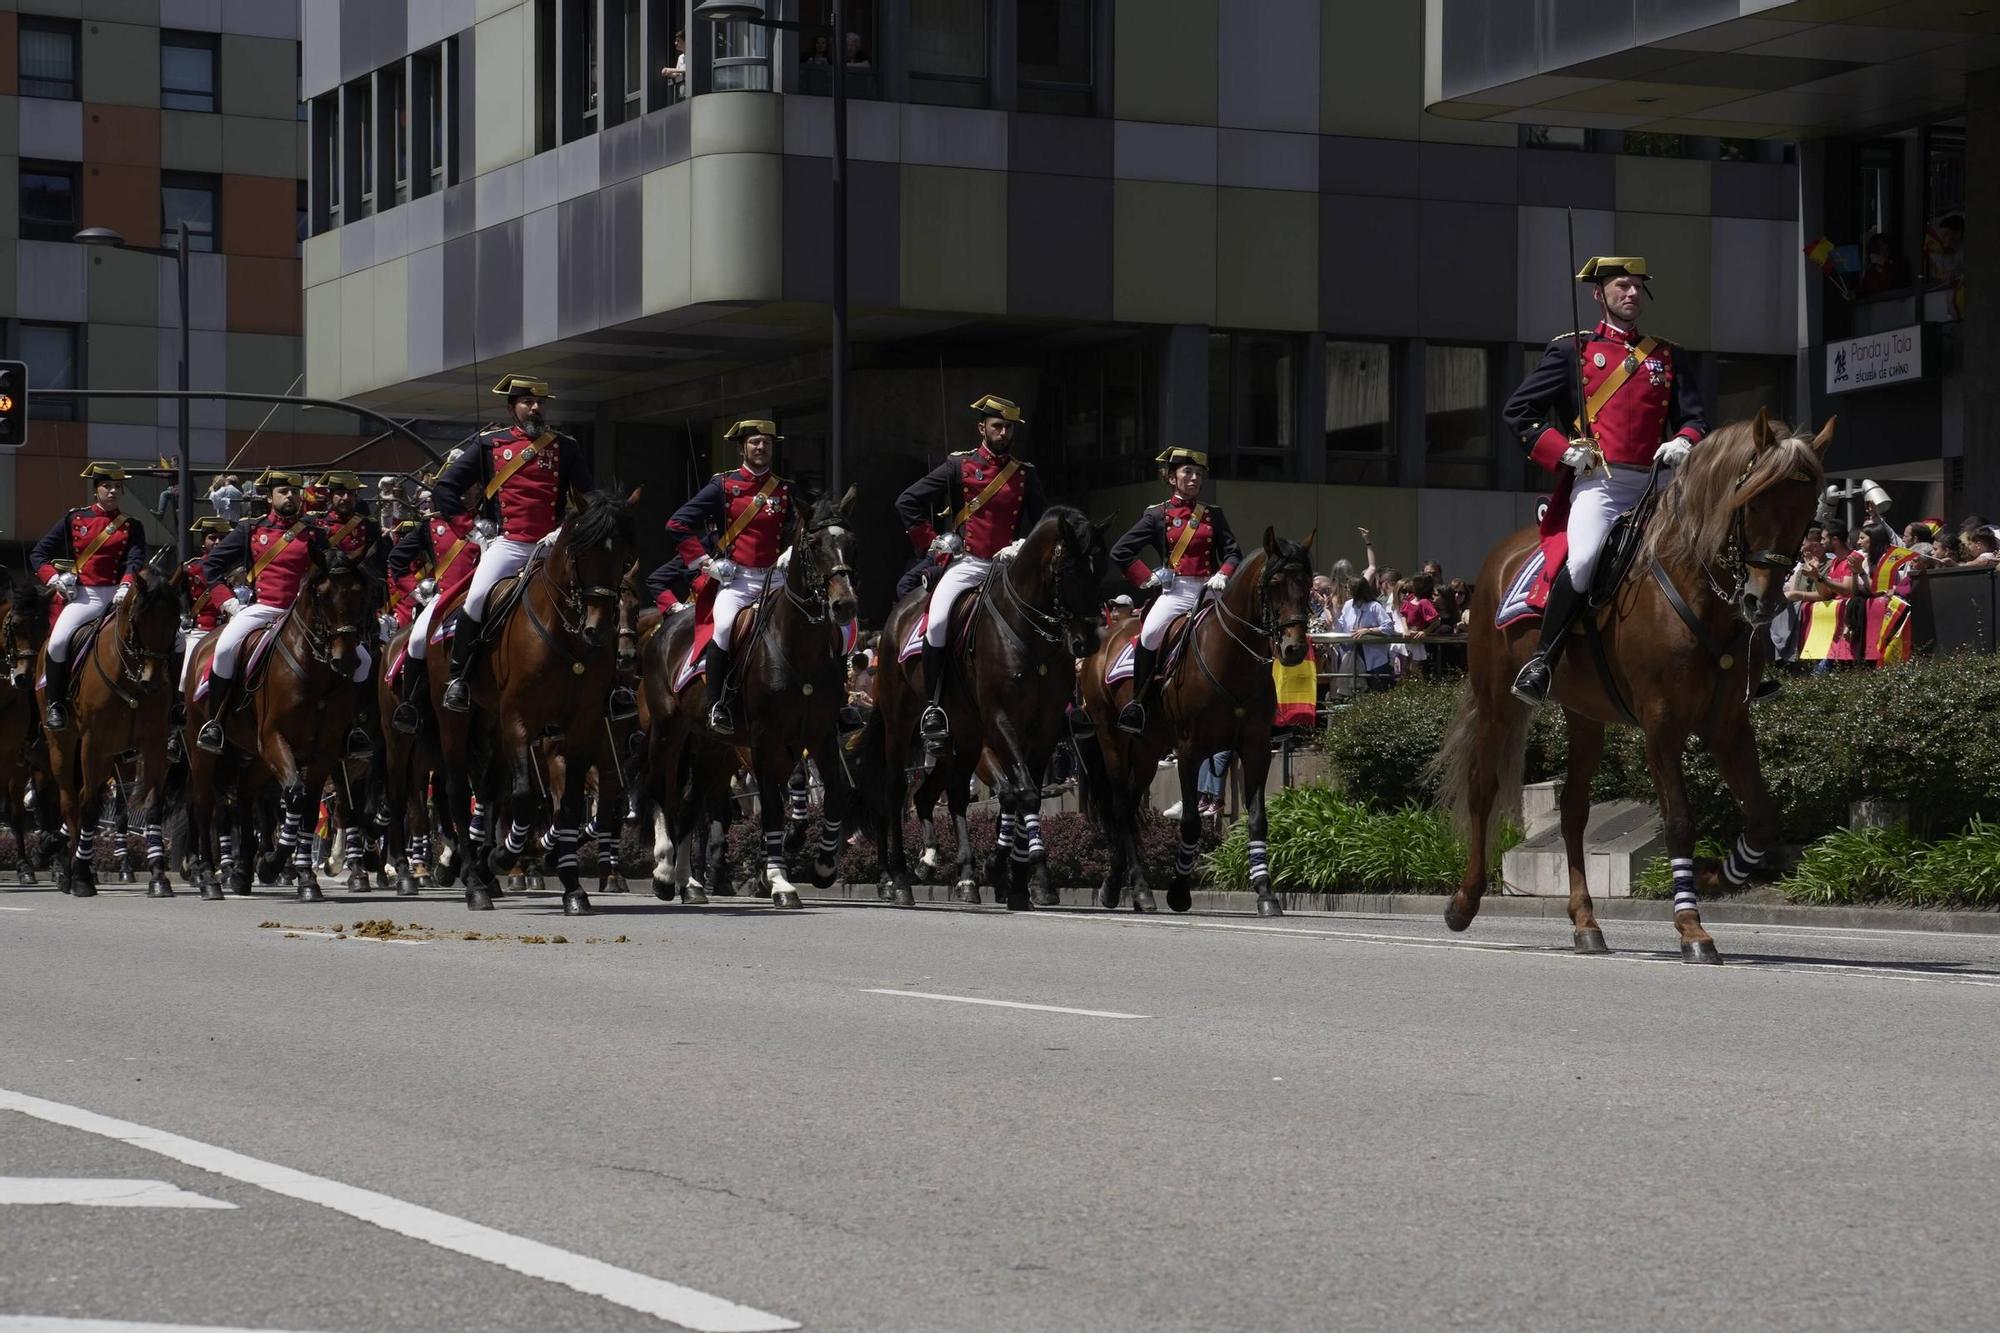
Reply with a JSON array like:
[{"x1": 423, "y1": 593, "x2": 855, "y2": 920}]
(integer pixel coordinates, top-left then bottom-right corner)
[
  {"x1": 1898, "y1": 819, "x2": 2000, "y2": 908},
  {"x1": 1203, "y1": 784, "x2": 1518, "y2": 895},
  {"x1": 1774, "y1": 826, "x2": 1924, "y2": 905}
]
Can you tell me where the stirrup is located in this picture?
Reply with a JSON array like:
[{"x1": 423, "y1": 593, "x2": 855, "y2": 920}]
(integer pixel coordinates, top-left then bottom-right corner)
[
  {"x1": 707, "y1": 698, "x2": 736, "y2": 732},
  {"x1": 345, "y1": 728, "x2": 374, "y2": 761},
  {"x1": 920, "y1": 703, "x2": 949, "y2": 739},
  {"x1": 43, "y1": 704, "x2": 68, "y2": 731},
  {"x1": 195, "y1": 720, "x2": 226, "y2": 755},
  {"x1": 1116, "y1": 701, "x2": 1147, "y2": 735},
  {"x1": 441, "y1": 676, "x2": 471, "y2": 712},
  {"x1": 390, "y1": 701, "x2": 421, "y2": 735},
  {"x1": 608, "y1": 685, "x2": 637, "y2": 720},
  {"x1": 1510, "y1": 657, "x2": 1552, "y2": 706}
]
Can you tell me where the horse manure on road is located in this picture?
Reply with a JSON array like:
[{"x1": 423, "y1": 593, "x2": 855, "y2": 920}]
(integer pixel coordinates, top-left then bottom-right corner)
[{"x1": 254, "y1": 919, "x2": 635, "y2": 946}]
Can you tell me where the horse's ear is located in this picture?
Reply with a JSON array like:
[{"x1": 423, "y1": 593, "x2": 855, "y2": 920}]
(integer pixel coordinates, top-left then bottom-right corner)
[
  {"x1": 1752, "y1": 406, "x2": 1776, "y2": 453},
  {"x1": 1263, "y1": 525, "x2": 1279, "y2": 556},
  {"x1": 1811, "y1": 416, "x2": 1837, "y2": 456},
  {"x1": 1091, "y1": 516, "x2": 1111, "y2": 537},
  {"x1": 1299, "y1": 528, "x2": 1316, "y2": 556},
  {"x1": 839, "y1": 485, "x2": 858, "y2": 518},
  {"x1": 625, "y1": 485, "x2": 644, "y2": 507}
]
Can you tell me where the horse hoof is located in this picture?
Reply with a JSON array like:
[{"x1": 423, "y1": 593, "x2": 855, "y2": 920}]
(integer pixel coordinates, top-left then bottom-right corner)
[
  {"x1": 563, "y1": 890, "x2": 593, "y2": 917},
  {"x1": 891, "y1": 884, "x2": 915, "y2": 909},
  {"x1": 1165, "y1": 884, "x2": 1191, "y2": 913},
  {"x1": 1443, "y1": 896, "x2": 1476, "y2": 932},
  {"x1": 466, "y1": 887, "x2": 494, "y2": 911},
  {"x1": 147, "y1": 878, "x2": 175, "y2": 899},
  {"x1": 347, "y1": 871, "x2": 370, "y2": 894},
  {"x1": 1681, "y1": 939, "x2": 1723, "y2": 965},
  {"x1": 1255, "y1": 897, "x2": 1284, "y2": 918},
  {"x1": 200, "y1": 882, "x2": 225, "y2": 901},
  {"x1": 71, "y1": 880, "x2": 97, "y2": 898},
  {"x1": 772, "y1": 890, "x2": 803, "y2": 911},
  {"x1": 228, "y1": 876, "x2": 251, "y2": 897},
  {"x1": 1004, "y1": 891, "x2": 1034, "y2": 912},
  {"x1": 1096, "y1": 882, "x2": 1121, "y2": 910},
  {"x1": 295, "y1": 881, "x2": 326, "y2": 904},
  {"x1": 602, "y1": 875, "x2": 628, "y2": 894},
  {"x1": 680, "y1": 885, "x2": 709, "y2": 906},
  {"x1": 950, "y1": 882, "x2": 980, "y2": 906},
  {"x1": 396, "y1": 876, "x2": 421, "y2": 897},
  {"x1": 1133, "y1": 888, "x2": 1160, "y2": 913},
  {"x1": 877, "y1": 880, "x2": 894, "y2": 902},
  {"x1": 434, "y1": 859, "x2": 458, "y2": 888},
  {"x1": 1574, "y1": 928, "x2": 1609, "y2": 954},
  {"x1": 651, "y1": 879, "x2": 675, "y2": 902},
  {"x1": 1030, "y1": 885, "x2": 1060, "y2": 908},
  {"x1": 808, "y1": 861, "x2": 837, "y2": 890}
]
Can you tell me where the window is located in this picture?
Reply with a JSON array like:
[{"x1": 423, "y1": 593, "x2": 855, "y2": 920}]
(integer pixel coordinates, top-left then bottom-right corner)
[
  {"x1": 19, "y1": 18, "x2": 79, "y2": 100},
  {"x1": 1855, "y1": 138, "x2": 1903, "y2": 254},
  {"x1": 350, "y1": 79, "x2": 375, "y2": 217},
  {"x1": 621, "y1": 0, "x2": 643, "y2": 117},
  {"x1": 909, "y1": 0, "x2": 987, "y2": 107},
  {"x1": 1018, "y1": 0, "x2": 1092, "y2": 114},
  {"x1": 1424, "y1": 344, "x2": 1494, "y2": 489},
  {"x1": 561, "y1": 0, "x2": 603, "y2": 140},
  {"x1": 160, "y1": 31, "x2": 219, "y2": 112},
  {"x1": 1325, "y1": 341, "x2": 1394, "y2": 484},
  {"x1": 382, "y1": 64, "x2": 410, "y2": 206},
  {"x1": 312, "y1": 92, "x2": 341, "y2": 232},
  {"x1": 535, "y1": 0, "x2": 557, "y2": 151},
  {"x1": 1209, "y1": 333, "x2": 1297, "y2": 481},
  {"x1": 1715, "y1": 355, "x2": 1789, "y2": 430},
  {"x1": 413, "y1": 45, "x2": 450, "y2": 197},
  {"x1": 709, "y1": 13, "x2": 771, "y2": 92},
  {"x1": 18, "y1": 161, "x2": 80, "y2": 243},
  {"x1": 161, "y1": 172, "x2": 219, "y2": 251},
  {"x1": 19, "y1": 323, "x2": 80, "y2": 422},
  {"x1": 798, "y1": 1, "x2": 875, "y2": 98},
  {"x1": 1520, "y1": 125, "x2": 1586, "y2": 150}
]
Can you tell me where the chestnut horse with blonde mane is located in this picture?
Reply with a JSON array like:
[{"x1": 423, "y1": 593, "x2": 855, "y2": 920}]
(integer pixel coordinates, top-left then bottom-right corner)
[{"x1": 1434, "y1": 411, "x2": 1831, "y2": 962}]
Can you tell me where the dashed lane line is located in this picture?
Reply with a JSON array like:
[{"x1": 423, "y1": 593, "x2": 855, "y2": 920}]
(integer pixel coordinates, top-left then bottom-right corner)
[
  {"x1": 861, "y1": 988, "x2": 1151, "y2": 1019},
  {"x1": 0, "y1": 1319, "x2": 327, "y2": 1332},
  {"x1": 0, "y1": 1178, "x2": 235, "y2": 1208}
]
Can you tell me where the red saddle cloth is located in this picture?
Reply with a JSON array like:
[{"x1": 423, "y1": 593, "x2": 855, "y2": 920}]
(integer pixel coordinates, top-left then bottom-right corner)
[{"x1": 1495, "y1": 532, "x2": 1569, "y2": 629}]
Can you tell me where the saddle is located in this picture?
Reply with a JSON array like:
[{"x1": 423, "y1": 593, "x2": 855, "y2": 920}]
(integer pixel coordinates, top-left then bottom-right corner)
[
  {"x1": 192, "y1": 623, "x2": 283, "y2": 705},
  {"x1": 425, "y1": 547, "x2": 548, "y2": 648},
  {"x1": 1496, "y1": 505, "x2": 1653, "y2": 630},
  {"x1": 896, "y1": 593, "x2": 979, "y2": 665},
  {"x1": 1102, "y1": 606, "x2": 1203, "y2": 687},
  {"x1": 670, "y1": 606, "x2": 759, "y2": 695}
]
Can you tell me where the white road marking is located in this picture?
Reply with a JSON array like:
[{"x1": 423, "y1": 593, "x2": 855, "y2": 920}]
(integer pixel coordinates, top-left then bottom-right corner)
[
  {"x1": 863, "y1": 988, "x2": 1150, "y2": 1019},
  {"x1": 0, "y1": 1178, "x2": 235, "y2": 1209},
  {"x1": 0, "y1": 1319, "x2": 326, "y2": 1332},
  {"x1": 0, "y1": 906, "x2": 33, "y2": 912},
  {"x1": 0, "y1": 1091, "x2": 799, "y2": 1333}
]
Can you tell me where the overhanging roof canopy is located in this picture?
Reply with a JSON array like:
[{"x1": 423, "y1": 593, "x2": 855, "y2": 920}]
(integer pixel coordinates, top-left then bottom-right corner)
[{"x1": 1427, "y1": 0, "x2": 2000, "y2": 138}]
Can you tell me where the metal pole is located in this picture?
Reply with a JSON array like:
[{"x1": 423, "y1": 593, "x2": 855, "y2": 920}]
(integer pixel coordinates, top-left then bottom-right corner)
[
  {"x1": 829, "y1": 0, "x2": 847, "y2": 496},
  {"x1": 176, "y1": 220, "x2": 192, "y2": 565}
]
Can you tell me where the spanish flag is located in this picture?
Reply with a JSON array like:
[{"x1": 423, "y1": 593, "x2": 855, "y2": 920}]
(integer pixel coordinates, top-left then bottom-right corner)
[
  {"x1": 1804, "y1": 236, "x2": 1838, "y2": 271},
  {"x1": 1273, "y1": 658, "x2": 1317, "y2": 727}
]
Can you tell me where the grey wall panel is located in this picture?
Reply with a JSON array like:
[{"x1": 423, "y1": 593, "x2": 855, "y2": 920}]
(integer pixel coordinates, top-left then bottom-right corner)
[
  {"x1": 405, "y1": 241, "x2": 445, "y2": 379},
  {"x1": 1009, "y1": 112, "x2": 1111, "y2": 178},
  {"x1": 1633, "y1": 0, "x2": 1736, "y2": 45},
  {"x1": 1517, "y1": 147, "x2": 1615, "y2": 209},
  {"x1": 556, "y1": 192, "x2": 602, "y2": 341},
  {"x1": 1320, "y1": 194, "x2": 1421, "y2": 337},
  {"x1": 1438, "y1": 0, "x2": 1538, "y2": 101},
  {"x1": 1544, "y1": 0, "x2": 1642, "y2": 72},
  {"x1": 163, "y1": 0, "x2": 222, "y2": 31},
  {"x1": 1216, "y1": 0, "x2": 1320, "y2": 132},
  {"x1": 641, "y1": 102, "x2": 692, "y2": 173},
  {"x1": 522, "y1": 205, "x2": 559, "y2": 349},
  {"x1": 1710, "y1": 160, "x2": 1797, "y2": 221},
  {"x1": 1515, "y1": 203, "x2": 1615, "y2": 344},
  {"x1": 1418, "y1": 143, "x2": 1518, "y2": 204},
  {"x1": 473, "y1": 219, "x2": 523, "y2": 363},
  {"x1": 476, "y1": 160, "x2": 525, "y2": 228},
  {"x1": 1418, "y1": 201, "x2": 1518, "y2": 343},
  {"x1": 303, "y1": 0, "x2": 341, "y2": 98},
  {"x1": 1217, "y1": 128, "x2": 1318, "y2": 192},
  {"x1": 523, "y1": 148, "x2": 560, "y2": 214},
  {"x1": 1114, "y1": 120, "x2": 1217, "y2": 186},
  {"x1": 222, "y1": 0, "x2": 296, "y2": 39},
  {"x1": 1320, "y1": 136, "x2": 1419, "y2": 198},
  {"x1": 443, "y1": 181, "x2": 477, "y2": 240},
  {"x1": 1710, "y1": 215, "x2": 1798, "y2": 356},
  {"x1": 339, "y1": 0, "x2": 374, "y2": 85},
  {"x1": 599, "y1": 117, "x2": 647, "y2": 187},
  {"x1": 602, "y1": 176, "x2": 644, "y2": 328},
  {"x1": 1006, "y1": 172, "x2": 1112, "y2": 322},
  {"x1": 781, "y1": 155, "x2": 899, "y2": 309},
  {"x1": 441, "y1": 231, "x2": 477, "y2": 369}
]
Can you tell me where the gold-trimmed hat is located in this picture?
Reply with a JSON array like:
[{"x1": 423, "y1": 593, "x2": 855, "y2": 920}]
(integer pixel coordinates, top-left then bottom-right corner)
[
  {"x1": 1156, "y1": 446, "x2": 1210, "y2": 470},
  {"x1": 724, "y1": 418, "x2": 782, "y2": 442},
  {"x1": 970, "y1": 394, "x2": 1025, "y2": 424},
  {"x1": 80, "y1": 461, "x2": 130, "y2": 482},
  {"x1": 491, "y1": 373, "x2": 552, "y2": 401},
  {"x1": 190, "y1": 515, "x2": 234, "y2": 536},
  {"x1": 314, "y1": 469, "x2": 363, "y2": 491},
  {"x1": 255, "y1": 467, "x2": 305, "y2": 490},
  {"x1": 1576, "y1": 256, "x2": 1653, "y2": 284}
]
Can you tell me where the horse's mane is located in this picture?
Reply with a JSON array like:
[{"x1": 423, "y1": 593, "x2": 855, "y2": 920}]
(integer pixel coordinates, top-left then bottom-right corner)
[
  {"x1": 1263, "y1": 535, "x2": 1313, "y2": 583},
  {"x1": 1643, "y1": 417, "x2": 1825, "y2": 571},
  {"x1": 1038, "y1": 504, "x2": 1095, "y2": 552},
  {"x1": 128, "y1": 561, "x2": 174, "y2": 614},
  {"x1": 808, "y1": 491, "x2": 848, "y2": 530},
  {"x1": 566, "y1": 489, "x2": 637, "y2": 552}
]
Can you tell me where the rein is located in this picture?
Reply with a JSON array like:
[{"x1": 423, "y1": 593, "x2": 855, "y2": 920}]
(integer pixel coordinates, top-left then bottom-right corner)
[
  {"x1": 518, "y1": 537, "x2": 623, "y2": 673},
  {"x1": 88, "y1": 586, "x2": 176, "y2": 713},
  {"x1": 1182, "y1": 551, "x2": 1308, "y2": 723},
  {"x1": 739, "y1": 523, "x2": 853, "y2": 697}
]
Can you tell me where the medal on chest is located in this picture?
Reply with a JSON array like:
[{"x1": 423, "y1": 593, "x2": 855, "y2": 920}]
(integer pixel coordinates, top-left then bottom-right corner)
[{"x1": 1645, "y1": 356, "x2": 1667, "y2": 387}]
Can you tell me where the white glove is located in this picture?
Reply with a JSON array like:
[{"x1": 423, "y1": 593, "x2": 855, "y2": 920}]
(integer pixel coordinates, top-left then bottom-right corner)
[
  {"x1": 220, "y1": 597, "x2": 244, "y2": 619},
  {"x1": 112, "y1": 583, "x2": 131, "y2": 605},
  {"x1": 776, "y1": 546, "x2": 792, "y2": 568},
  {"x1": 536, "y1": 527, "x2": 561, "y2": 549},
  {"x1": 473, "y1": 518, "x2": 497, "y2": 547},
  {"x1": 233, "y1": 584, "x2": 253, "y2": 604},
  {"x1": 997, "y1": 539, "x2": 1025, "y2": 561},
  {"x1": 51, "y1": 572, "x2": 80, "y2": 598},
  {"x1": 1655, "y1": 439, "x2": 1692, "y2": 469},
  {"x1": 1206, "y1": 572, "x2": 1229, "y2": 592},
  {"x1": 666, "y1": 600, "x2": 692, "y2": 616},
  {"x1": 707, "y1": 557, "x2": 739, "y2": 582},
  {"x1": 1146, "y1": 567, "x2": 1175, "y2": 590},
  {"x1": 378, "y1": 613, "x2": 398, "y2": 642},
  {"x1": 1559, "y1": 444, "x2": 1597, "y2": 476},
  {"x1": 930, "y1": 532, "x2": 964, "y2": 557}
]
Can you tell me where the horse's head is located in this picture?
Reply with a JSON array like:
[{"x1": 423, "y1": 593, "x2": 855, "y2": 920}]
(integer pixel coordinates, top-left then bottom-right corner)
[
  {"x1": 616, "y1": 559, "x2": 645, "y2": 675},
  {"x1": 1022, "y1": 506, "x2": 1111, "y2": 657},
  {"x1": 555, "y1": 489, "x2": 641, "y2": 651},
  {"x1": 119, "y1": 563, "x2": 185, "y2": 697},
  {"x1": 795, "y1": 487, "x2": 861, "y2": 625},
  {"x1": 309, "y1": 547, "x2": 375, "y2": 679},
  {"x1": 1256, "y1": 527, "x2": 1317, "y2": 668},
  {"x1": 1649, "y1": 409, "x2": 1832, "y2": 627},
  {"x1": 0, "y1": 577, "x2": 49, "y2": 692}
]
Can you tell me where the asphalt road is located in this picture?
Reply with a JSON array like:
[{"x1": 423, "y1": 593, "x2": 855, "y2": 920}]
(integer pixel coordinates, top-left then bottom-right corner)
[{"x1": 4, "y1": 879, "x2": 1999, "y2": 1332}]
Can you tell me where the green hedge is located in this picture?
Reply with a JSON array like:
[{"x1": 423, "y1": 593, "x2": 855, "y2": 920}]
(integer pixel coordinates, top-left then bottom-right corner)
[
  {"x1": 1635, "y1": 820, "x2": 2000, "y2": 907},
  {"x1": 1203, "y1": 785, "x2": 1517, "y2": 895},
  {"x1": 1313, "y1": 655, "x2": 2000, "y2": 845}
]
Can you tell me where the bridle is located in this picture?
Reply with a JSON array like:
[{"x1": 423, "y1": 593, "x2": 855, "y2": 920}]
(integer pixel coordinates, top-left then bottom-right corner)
[
  {"x1": 542, "y1": 534, "x2": 625, "y2": 640},
  {"x1": 1689, "y1": 452, "x2": 1816, "y2": 625},
  {"x1": 784, "y1": 517, "x2": 855, "y2": 625},
  {"x1": 280, "y1": 564, "x2": 369, "y2": 671},
  {"x1": 987, "y1": 523, "x2": 1102, "y2": 658},
  {"x1": 91, "y1": 575, "x2": 178, "y2": 711},
  {"x1": 1211, "y1": 549, "x2": 1310, "y2": 665}
]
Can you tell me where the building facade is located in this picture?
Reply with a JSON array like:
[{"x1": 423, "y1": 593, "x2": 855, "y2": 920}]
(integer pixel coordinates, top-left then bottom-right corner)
[
  {"x1": 0, "y1": 1, "x2": 349, "y2": 547},
  {"x1": 301, "y1": 1, "x2": 1805, "y2": 612}
]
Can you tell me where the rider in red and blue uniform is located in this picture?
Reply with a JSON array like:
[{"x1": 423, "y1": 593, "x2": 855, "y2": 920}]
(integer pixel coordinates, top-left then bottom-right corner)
[
  {"x1": 30, "y1": 461, "x2": 148, "y2": 732},
  {"x1": 387, "y1": 509, "x2": 480, "y2": 736},
  {"x1": 310, "y1": 469, "x2": 384, "y2": 759},
  {"x1": 663, "y1": 419, "x2": 792, "y2": 732}
]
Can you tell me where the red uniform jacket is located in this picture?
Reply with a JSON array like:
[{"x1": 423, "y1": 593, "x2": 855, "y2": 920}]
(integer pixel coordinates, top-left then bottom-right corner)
[
  {"x1": 431, "y1": 425, "x2": 592, "y2": 543},
  {"x1": 200, "y1": 515, "x2": 329, "y2": 607},
  {"x1": 666, "y1": 467, "x2": 790, "y2": 570},
  {"x1": 1110, "y1": 496, "x2": 1241, "y2": 587},
  {"x1": 30, "y1": 504, "x2": 146, "y2": 587},
  {"x1": 312, "y1": 509, "x2": 381, "y2": 561},
  {"x1": 1505, "y1": 321, "x2": 1707, "y2": 472},
  {"x1": 895, "y1": 446, "x2": 1044, "y2": 560},
  {"x1": 183, "y1": 557, "x2": 232, "y2": 631}
]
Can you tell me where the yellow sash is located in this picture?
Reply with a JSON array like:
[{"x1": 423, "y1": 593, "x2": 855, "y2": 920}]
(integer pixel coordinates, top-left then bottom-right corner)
[
  {"x1": 1575, "y1": 336, "x2": 1661, "y2": 434},
  {"x1": 250, "y1": 521, "x2": 308, "y2": 581},
  {"x1": 328, "y1": 514, "x2": 364, "y2": 547},
  {"x1": 67, "y1": 516, "x2": 126, "y2": 573},
  {"x1": 1164, "y1": 503, "x2": 1205, "y2": 573},
  {"x1": 952, "y1": 457, "x2": 1019, "y2": 530},
  {"x1": 721, "y1": 474, "x2": 780, "y2": 554},
  {"x1": 481, "y1": 431, "x2": 558, "y2": 502},
  {"x1": 434, "y1": 532, "x2": 471, "y2": 580}
]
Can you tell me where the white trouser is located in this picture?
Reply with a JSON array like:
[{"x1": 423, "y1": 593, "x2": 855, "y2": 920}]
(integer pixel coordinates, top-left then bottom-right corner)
[
  {"x1": 408, "y1": 597, "x2": 442, "y2": 660},
  {"x1": 1138, "y1": 575, "x2": 1203, "y2": 651},
  {"x1": 180, "y1": 629, "x2": 209, "y2": 689},
  {"x1": 47, "y1": 585, "x2": 116, "y2": 663},
  {"x1": 352, "y1": 640, "x2": 373, "y2": 683},
  {"x1": 1565, "y1": 465, "x2": 1652, "y2": 590},
  {"x1": 924, "y1": 555, "x2": 992, "y2": 648},
  {"x1": 462, "y1": 537, "x2": 538, "y2": 622},
  {"x1": 209, "y1": 602, "x2": 287, "y2": 679},
  {"x1": 710, "y1": 565, "x2": 773, "y2": 652}
]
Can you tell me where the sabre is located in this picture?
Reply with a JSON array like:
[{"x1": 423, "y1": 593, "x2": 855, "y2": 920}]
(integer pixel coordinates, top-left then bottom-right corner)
[{"x1": 1565, "y1": 208, "x2": 1610, "y2": 481}]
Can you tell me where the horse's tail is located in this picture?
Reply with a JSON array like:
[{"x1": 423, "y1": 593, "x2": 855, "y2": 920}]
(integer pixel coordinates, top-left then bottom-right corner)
[
  {"x1": 1428, "y1": 682, "x2": 1529, "y2": 835},
  {"x1": 1071, "y1": 729, "x2": 1116, "y2": 838}
]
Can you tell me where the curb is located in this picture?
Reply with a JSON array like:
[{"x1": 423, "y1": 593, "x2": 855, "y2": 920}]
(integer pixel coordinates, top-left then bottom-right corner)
[{"x1": 799, "y1": 881, "x2": 2000, "y2": 935}]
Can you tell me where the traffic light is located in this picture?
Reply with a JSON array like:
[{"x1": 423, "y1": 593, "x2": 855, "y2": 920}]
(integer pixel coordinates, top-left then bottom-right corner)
[{"x1": 0, "y1": 360, "x2": 27, "y2": 447}]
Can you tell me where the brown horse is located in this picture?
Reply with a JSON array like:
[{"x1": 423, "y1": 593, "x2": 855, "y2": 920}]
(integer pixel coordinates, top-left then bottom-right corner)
[
  {"x1": 39, "y1": 561, "x2": 185, "y2": 898},
  {"x1": 863, "y1": 505, "x2": 1110, "y2": 910},
  {"x1": 375, "y1": 619, "x2": 438, "y2": 896},
  {"x1": 2, "y1": 579, "x2": 57, "y2": 883},
  {"x1": 1078, "y1": 529, "x2": 1316, "y2": 917},
  {"x1": 431, "y1": 490, "x2": 638, "y2": 915},
  {"x1": 1435, "y1": 412, "x2": 1831, "y2": 961},
  {"x1": 642, "y1": 489, "x2": 860, "y2": 909},
  {"x1": 183, "y1": 550, "x2": 375, "y2": 902}
]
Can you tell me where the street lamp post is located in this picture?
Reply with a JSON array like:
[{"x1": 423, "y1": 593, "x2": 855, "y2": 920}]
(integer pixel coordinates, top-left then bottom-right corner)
[
  {"x1": 75, "y1": 223, "x2": 193, "y2": 564},
  {"x1": 695, "y1": 0, "x2": 846, "y2": 495}
]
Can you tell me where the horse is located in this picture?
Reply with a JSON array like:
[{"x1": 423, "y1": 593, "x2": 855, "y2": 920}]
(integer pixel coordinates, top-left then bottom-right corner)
[
  {"x1": 1, "y1": 579, "x2": 57, "y2": 883},
  {"x1": 643, "y1": 489, "x2": 861, "y2": 910},
  {"x1": 1434, "y1": 411, "x2": 1831, "y2": 962},
  {"x1": 38, "y1": 560, "x2": 185, "y2": 898},
  {"x1": 183, "y1": 549, "x2": 376, "y2": 902},
  {"x1": 375, "y1": 620, "x2": 439, "y2": 896},
  {"x1": 863, "y1": 505, "x2": 1110, "y2": 910},
  {"x1": 430, "y1": 489, "x2": 639, "y2": 915},
  {"x1": 1078, "y1": 529, "x2": 1316, "y2": 917}
]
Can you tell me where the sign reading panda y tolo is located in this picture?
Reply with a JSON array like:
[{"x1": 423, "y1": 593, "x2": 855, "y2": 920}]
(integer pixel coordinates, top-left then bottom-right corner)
[{"x1": 1826, "y1": 325, "x2": 1922, "y2": 395}]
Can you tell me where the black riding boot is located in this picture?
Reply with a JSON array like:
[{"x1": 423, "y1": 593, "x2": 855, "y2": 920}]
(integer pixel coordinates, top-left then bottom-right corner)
[
  {"x1": 391, "y1": 656, "x2": 428, "y2": 735},
  {"x1": 167, "y1": 699, "x2": 186, "y2": 763},
  {"x1": 440, "y1": 616, "x2": 481, "y2": 713},
  {"x1": 41, "y1": 656, "x2": 71, "y2": 731},
  {"x1": 704, "y1": 643, "x2": 737, "y2": 732},
  {"x1": 1118, "y1": 643, "x2": 1158, "y2": 735},
  {"x1": 196, "y1": 674, "x2": 236, "y2": 754},
  {"x1": 1511, "y1": 567, "x2": 1584, "y2": 706},
  {"x1": 919, "y1": 643, "x2": 950, "y2": 746}
]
